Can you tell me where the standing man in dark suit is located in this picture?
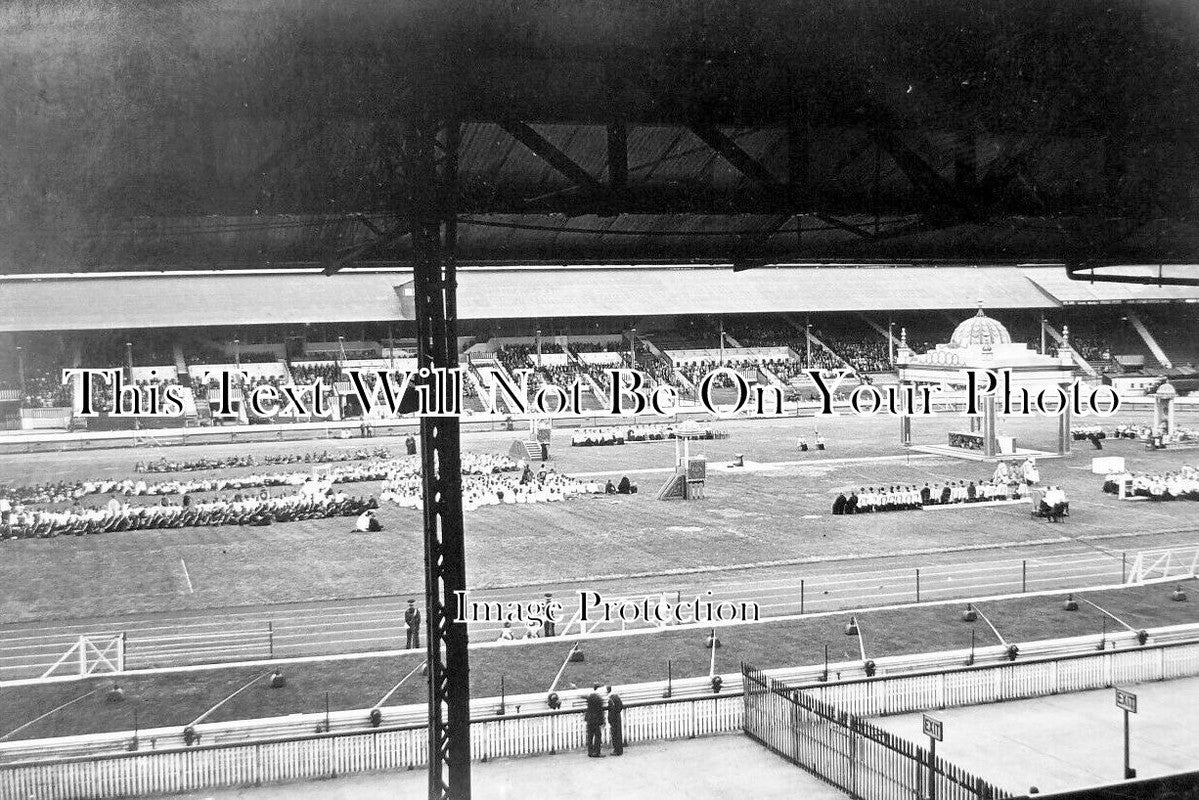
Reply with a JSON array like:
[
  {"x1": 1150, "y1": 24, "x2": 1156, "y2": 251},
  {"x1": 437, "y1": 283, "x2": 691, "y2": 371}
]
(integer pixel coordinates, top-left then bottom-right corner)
[
  {"x1": 542, "y1": 593, "x2": 556, "y2": 637},
  {"x1": 584, "y1": 685, "x2": 605, "y2": 757},
  {"x1": 605, "y1": 686, "x2": 624, "y2": 756},
  {"x1": 404, "y1": 599, "x2": 421, "y2": 650}
]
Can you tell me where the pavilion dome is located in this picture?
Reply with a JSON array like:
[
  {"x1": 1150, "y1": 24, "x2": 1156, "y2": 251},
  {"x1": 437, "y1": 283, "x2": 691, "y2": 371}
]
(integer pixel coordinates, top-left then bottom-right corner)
[{"x1": 949, "y1": 307, "x2": 1011, "y2": 348}]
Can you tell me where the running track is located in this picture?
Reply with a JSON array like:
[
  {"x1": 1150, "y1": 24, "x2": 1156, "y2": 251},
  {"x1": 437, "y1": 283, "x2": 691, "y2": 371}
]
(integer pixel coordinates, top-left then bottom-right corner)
[{"x1": 3, "y1": 531, "x2": 1196, "y2": 682}]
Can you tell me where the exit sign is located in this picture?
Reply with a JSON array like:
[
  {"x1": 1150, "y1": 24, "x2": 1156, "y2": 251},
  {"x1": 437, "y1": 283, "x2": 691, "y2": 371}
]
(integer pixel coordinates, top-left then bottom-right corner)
[
  {"x1": 922, "y1": 714, "x2": 944, "y2": 741},
  {"x1": 1115, "y1": 689, "x2": 1138, "y2": 714}
]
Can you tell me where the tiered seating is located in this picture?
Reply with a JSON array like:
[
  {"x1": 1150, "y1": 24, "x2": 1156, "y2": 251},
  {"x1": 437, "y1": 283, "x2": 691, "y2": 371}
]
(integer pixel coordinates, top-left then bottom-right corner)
[
  {"x1": 818, "y1": 333, "x2": 890, "y2": 373},
  {"x1": 19, "y1": 367, "x2": 72, "y2": 409}
]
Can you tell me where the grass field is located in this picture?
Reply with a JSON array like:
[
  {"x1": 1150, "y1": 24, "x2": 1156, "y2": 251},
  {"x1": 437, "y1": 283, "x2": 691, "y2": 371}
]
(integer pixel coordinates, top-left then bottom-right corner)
[
  {"x1": 1, "y1": 410, "x2": 1196, "y2": 624},
  {"x1": 1, "y1": 581, "x2": 1195, "y2": 742}
]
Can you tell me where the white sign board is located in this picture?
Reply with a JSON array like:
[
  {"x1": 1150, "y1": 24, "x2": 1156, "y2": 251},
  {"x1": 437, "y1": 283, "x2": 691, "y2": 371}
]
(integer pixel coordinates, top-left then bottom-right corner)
[
  {"x1": 1115, "y1": 688, "x2": 1137, "y2": 714},
  {"x1": 922, "y1": 714, "x2": 944, "y2": 741}
]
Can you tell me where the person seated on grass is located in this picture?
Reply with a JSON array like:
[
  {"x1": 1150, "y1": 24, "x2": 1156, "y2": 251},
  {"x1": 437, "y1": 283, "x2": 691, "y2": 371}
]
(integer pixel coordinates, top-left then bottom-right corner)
[
  {"x1": 832, "y1": 492, "x2": 847, "y2": 515},
  {"x1": 605, "y1": 479, "x2": 616, "y2": 494},
  {"x1": 355, "y1": 509, "x2": 383, "y2": 532},
  {"x1": 1039, "y1": 485, "x2": 1068, "y2": 522},
  {"x1": 797, "y1": 436, "x2": 808, "y2": 452},
  {"x1": 616, "y1": 476, "x2": 635, "y2": 494},
  {"x1": 815, "y1": 433, "x2": 826, "y2": 451}
]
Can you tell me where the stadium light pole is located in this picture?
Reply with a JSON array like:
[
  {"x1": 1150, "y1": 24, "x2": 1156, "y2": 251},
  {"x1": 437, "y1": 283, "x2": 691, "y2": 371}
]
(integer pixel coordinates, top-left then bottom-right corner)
[
  {"x1": 233, "y1": 339, "x2": 240, "y2": 369},
  {"x1": 536, "y1": 328, "x2": 542, "y2": 368},
  {"x1": 125, "y1": 341, "x2": 133, "y2": 379},
  {"x1": 888, "y1": 322, "x2": 894, "y2": 366},
  {"x1": 15, "y1": 346, "x2": 24, "y2": 393}
]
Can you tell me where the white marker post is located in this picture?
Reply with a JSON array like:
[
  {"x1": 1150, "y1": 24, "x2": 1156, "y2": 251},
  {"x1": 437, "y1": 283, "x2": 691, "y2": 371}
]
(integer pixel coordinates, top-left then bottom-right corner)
[
  {"x1": 1115, "y1": 688, "x2": 1137, "y2": 779},
  {"x1": 922, "y1": 713, "x2": 943, "y2": 800}
]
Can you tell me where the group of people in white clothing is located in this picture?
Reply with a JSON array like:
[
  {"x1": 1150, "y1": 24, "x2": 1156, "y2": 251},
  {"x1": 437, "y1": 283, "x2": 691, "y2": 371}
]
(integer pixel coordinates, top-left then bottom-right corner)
[
  {"x1": 380, "y1": 458, "x2": 605, "y2": 512},
  {"x1": 1103, "y1": 465, "x2": 1199, "y2": 501}
]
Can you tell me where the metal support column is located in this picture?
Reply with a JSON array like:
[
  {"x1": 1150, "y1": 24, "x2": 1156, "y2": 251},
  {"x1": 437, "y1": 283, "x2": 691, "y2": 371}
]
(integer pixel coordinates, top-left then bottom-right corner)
[
  {"x1": 406, "y1": 113, "x2": 472, "y2": 800},
  {"x1": 1059, "y1": 391, "x2": 1072, "y2": 455},
  {"x1": 983, "y1": 395, "x2": 997, "y2": 458}
]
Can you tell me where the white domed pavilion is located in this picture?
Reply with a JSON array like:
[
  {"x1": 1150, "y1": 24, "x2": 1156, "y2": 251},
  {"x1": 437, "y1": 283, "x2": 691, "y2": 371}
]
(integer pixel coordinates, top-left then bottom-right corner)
[
  {"x1": 949, "y1": 308, "x2": 1012, "y2": 349},
  {"x1": 895, "y1": 304, "x2": 1079, "y2": 460}
]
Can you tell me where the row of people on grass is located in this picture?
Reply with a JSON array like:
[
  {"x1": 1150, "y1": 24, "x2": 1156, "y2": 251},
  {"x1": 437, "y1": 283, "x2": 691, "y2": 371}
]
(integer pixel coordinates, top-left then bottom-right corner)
[
  {"x1": 1102, "y1": 466, "x2": 1199, "y2": 500},
  {"x1": 380, "y1": 463, "x2": 608, "y2": 512},
  {"x1": 0, "y1": 492, "x2": 377, "y2": 538},
  {"x1": 832, "y1": 479, "x2": 1032, "y2": 514},
  {"x1": 2, "y1": 452, "x2": 517, "y2": 505},
  {"x1": 1109, "y1": 424, "x2": 1199, "y2": 443},
  {"x1": 570, "y1": 425, "x2": 716, "y2": 446},
  {"x1": 135, "y1": 447, "x2": 392, "y2": 473}
]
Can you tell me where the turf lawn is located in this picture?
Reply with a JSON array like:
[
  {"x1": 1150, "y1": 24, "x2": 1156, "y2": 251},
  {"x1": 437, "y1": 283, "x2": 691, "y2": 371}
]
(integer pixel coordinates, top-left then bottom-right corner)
[
  {"x1": 1, "y1": 581, "x2": 1195, "y2": 741},
  {"x1": 0, "y1": 410, "x2": 1196, "y2": 623}
]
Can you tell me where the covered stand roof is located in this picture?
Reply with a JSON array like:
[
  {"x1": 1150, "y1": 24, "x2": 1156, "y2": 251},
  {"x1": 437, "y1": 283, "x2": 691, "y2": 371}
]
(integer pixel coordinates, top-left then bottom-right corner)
[{"x1": 5, "y1": 264, "x2": 1199, "y2": 333}]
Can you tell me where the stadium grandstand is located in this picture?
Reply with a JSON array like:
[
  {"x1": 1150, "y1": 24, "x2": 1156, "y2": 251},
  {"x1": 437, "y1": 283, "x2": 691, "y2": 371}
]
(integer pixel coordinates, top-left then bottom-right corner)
[
  {"x1": 3, "y1": 2, "x2": 1199, "y2": 800},
  {"x1": 2, "y1": 265, "x2": 1197, "y2": 431}
]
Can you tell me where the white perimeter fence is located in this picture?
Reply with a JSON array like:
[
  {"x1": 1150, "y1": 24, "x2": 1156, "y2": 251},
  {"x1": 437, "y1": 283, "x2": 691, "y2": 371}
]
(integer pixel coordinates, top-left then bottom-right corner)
[{"x1": 6, "y1": 632, "x2": 1199, "y2": 799}]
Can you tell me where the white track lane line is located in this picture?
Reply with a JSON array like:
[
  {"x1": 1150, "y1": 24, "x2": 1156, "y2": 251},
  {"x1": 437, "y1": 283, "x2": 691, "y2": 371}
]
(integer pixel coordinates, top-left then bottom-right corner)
[{"x1": 179, "y1": 558, "x2": 194, "y2": 594}]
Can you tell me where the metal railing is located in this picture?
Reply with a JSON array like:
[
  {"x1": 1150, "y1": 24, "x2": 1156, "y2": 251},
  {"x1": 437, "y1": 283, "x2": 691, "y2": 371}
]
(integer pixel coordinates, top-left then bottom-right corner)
[
  {"x1": 744, "y1": 664, "x2": 1012, "y2": 800},
  {"x1": 6, "y1": 622, "x2": 1199, "y2": 765}
]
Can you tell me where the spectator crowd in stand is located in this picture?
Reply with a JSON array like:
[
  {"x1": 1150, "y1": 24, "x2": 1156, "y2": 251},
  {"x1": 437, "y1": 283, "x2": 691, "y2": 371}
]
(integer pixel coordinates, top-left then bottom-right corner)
[
  {"x1": 18, "y1": 368, "x2": 72, "y2": 409},
  {"x1": 819, "y1": 334, "x2": 889, "y2": 373},
  {"x1": 290, "y1": 363, "x2": 344, "y2": 385}
]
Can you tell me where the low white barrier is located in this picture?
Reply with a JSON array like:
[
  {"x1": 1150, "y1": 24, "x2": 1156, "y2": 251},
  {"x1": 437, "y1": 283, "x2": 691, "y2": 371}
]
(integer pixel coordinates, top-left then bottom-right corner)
[
  {"x1": 796, "y1": 637, "x2": 1199, "y2": 718},
  {"x1": 0, "y1": 694, "x2": 741, "y2": 800},
  {"x1": 6, "y1": 632, "x2": 1199, "y2": 799},
  {"x1": 7, "y1": 621, "x2": 1199, "y2": 765}
]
